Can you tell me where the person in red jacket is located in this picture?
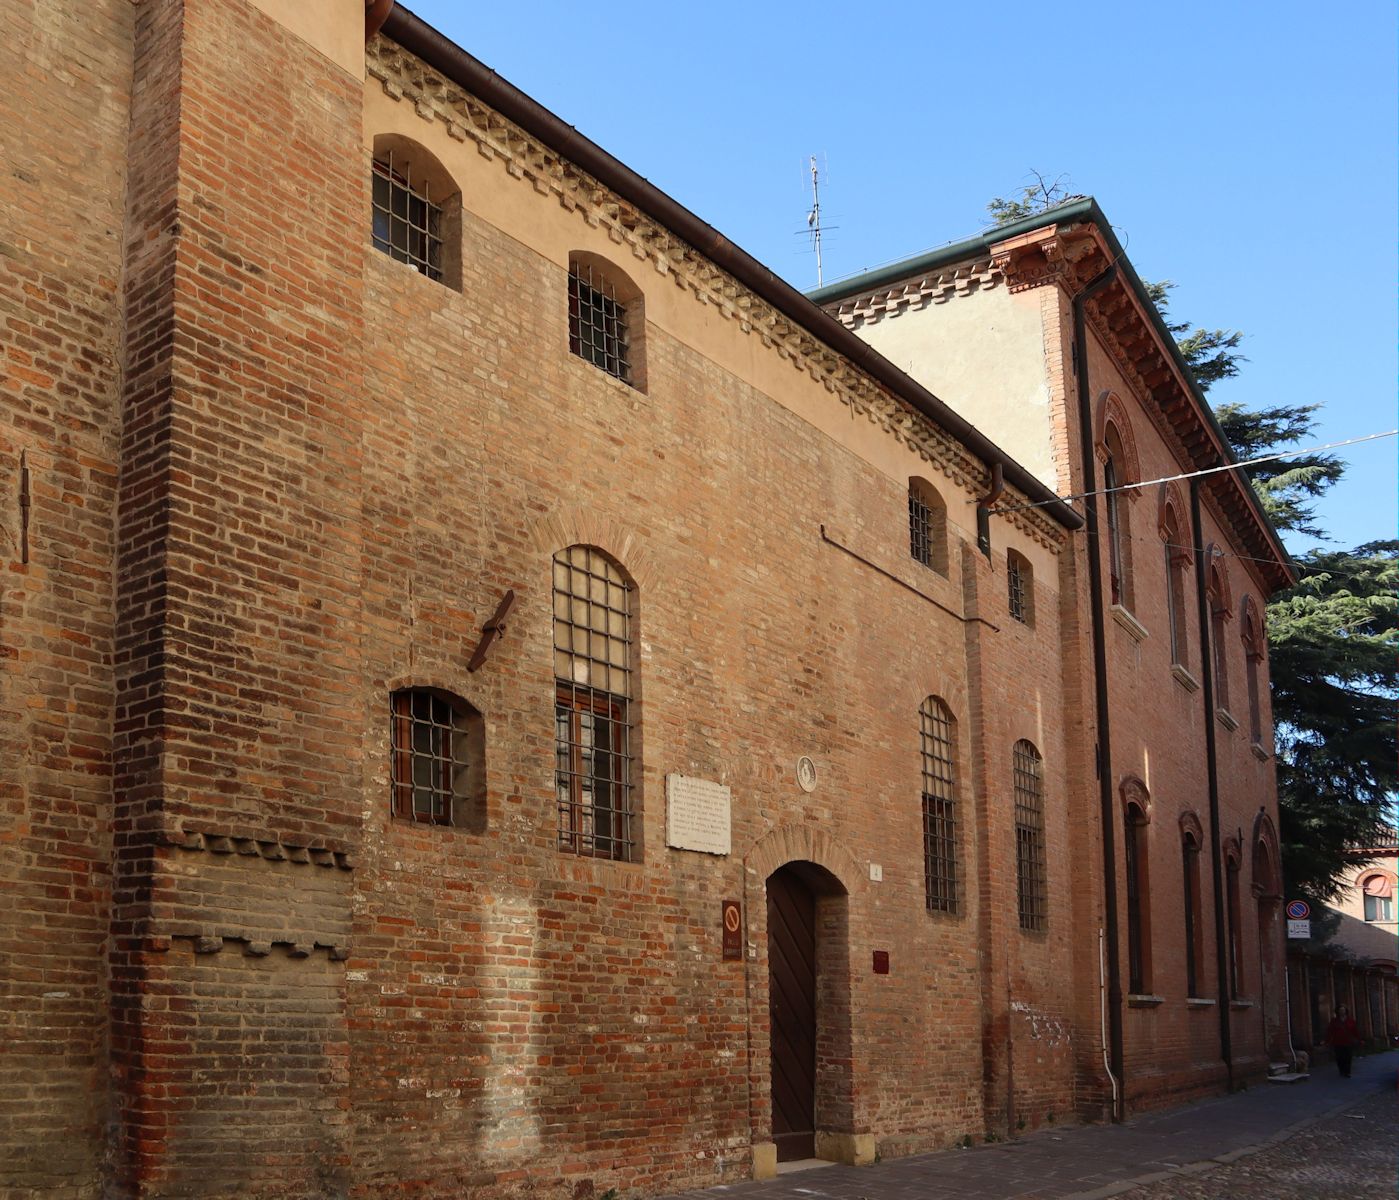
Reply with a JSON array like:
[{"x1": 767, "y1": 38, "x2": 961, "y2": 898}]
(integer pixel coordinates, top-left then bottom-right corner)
[{"x1": 1325, "y1": 1004, "x2": 1361, "y2": 1078}]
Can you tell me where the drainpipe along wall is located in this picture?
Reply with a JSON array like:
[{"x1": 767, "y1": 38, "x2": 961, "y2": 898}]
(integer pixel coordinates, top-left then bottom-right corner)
[
  {"x1": 1189, "y1": 477, "x2": 1235, "y2": 1089},
  {"x1": 1072, "y1": 264, "x2": 1125, "y2": 1120}
]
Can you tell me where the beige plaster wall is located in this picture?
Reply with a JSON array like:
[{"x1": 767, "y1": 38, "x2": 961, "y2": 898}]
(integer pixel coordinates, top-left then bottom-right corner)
[
  {"x1": 1327, "y1": 853, "x2": 1398, "y2": 965},
  {"x1": 247, "y1": 0, "x2": 363, "y2": 77},
  {"x1": 848, "y1": 287, "x2": 1057, "y2": 490}
]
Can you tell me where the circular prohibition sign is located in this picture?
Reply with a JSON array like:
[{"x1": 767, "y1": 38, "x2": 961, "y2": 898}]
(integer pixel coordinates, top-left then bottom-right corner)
[
  {"x1": 1285, "y1": 899, "x2": 1311, "y2": 920},
  {"x1": 723, "y1": 903, "x2": 742, "y2": 933}
]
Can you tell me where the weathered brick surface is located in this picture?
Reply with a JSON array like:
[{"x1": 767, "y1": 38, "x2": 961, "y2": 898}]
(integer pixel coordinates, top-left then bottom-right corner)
[
  {"x1": 1, "y1": 3, "x2": 1289, "y2": 1196},
  {"x1": 0, "y1": 3, "x2": 132, "y2": 1195}
]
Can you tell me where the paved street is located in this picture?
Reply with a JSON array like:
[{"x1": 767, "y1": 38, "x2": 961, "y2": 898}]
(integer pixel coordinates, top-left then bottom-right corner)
[{"x1": 662, "y1": 1051, "x2": 1397, "y2": 1200}]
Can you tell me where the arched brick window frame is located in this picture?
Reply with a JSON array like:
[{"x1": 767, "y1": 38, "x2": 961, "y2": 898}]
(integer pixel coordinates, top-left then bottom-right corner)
[
  {"x1": 553, "y1": 544, "x2": 640, "y2": 861},
  {"x1": 1180, "y1": 811, "x2": 1206, "y2": 998},
  {"x1": 389, "y1": 684, "x2": 486, "y2": 830},
  {"x1": 908, "y1": 476, "x2": 949, "y2": 576},
  {"x1": 1122, "y1": 777, "x2": 1152, "y2": 994},
  {"x1": 1205, "y1": 552, "x2": 1233, "y2": 713},
  {"x1": 1240, "y1": 595, "x2": 1266, "y2": 747},
  {"x1": 1159, "y1": 484, "x2": 1191, "y2": 669},
  {"x1": 1357, "y1": 870, "x2": 1396, "y2": 923},
  {"x1": 568, "y1": 251, "x2": 647, "y2": 391},
  {"x1": 1095, "y1": 393, "x2": 1141, "y2": 610},
  {"x1": 370, "y1": 132, "x2": 463, "y2": 290}
]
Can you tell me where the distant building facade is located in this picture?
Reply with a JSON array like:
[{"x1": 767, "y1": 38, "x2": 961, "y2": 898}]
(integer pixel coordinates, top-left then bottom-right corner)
[{"x1": 0, "y1": 2, "x2": 1294, "y2": 1197}]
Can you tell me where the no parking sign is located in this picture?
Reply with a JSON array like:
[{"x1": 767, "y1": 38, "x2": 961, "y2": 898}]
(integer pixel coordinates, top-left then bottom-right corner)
[{"x1": 1286, "y1": 899, "x2": 1311, "y2": 938}]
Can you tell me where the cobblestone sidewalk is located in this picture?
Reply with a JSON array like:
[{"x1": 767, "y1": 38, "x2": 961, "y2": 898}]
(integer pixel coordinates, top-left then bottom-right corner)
[{"x1": 660, "y1": 1050, "x2": 1397, "y2": 1200}]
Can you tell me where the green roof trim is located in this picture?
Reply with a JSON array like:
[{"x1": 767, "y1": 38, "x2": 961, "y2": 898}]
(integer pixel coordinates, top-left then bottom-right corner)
[{"x1": 809, "y1": 197, "x2": 1295, "y2": 582}]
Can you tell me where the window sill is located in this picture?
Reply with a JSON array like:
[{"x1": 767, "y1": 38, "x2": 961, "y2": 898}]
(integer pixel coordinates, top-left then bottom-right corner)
[
  {"x1": 1171, "y1": 664, "x2": 1200, "y2": 692},
  {"x1": 1187, "y1": 997, "x2": 1216, "y2": 1009},
  {"x1": 1229, "y1": 999, "x2": 1255, "y2": 1010},
  {"x1": 1250, "y1": 742, "x2": 1271, "y2": 762},
  {"x1": 1216, "y1": 707, "x2": 1239, "y2": 732},
  {"x1": 1127, "y1": 993, "x2": 1165, "y2": 1009},
  {"x1": 1111, "y1": 604, "x2": 1149, "y2": 642}
]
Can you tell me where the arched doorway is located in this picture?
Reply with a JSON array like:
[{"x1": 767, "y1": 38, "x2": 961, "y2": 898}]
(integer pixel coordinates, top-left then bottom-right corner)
[{"x1": 766, "y1": 861, "x2": 850, "y2": 1163}]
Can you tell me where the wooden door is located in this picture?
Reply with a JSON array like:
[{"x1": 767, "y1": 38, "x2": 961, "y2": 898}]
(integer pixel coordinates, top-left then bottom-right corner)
[{"x1": 767, "y1": 866, "x2": 816, "y2": 1161}]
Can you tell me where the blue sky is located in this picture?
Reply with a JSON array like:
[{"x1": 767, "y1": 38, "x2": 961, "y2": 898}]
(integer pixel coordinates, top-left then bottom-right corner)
[{"x1": 405, "y1": 1, "x2": 1396, "y2": 555}]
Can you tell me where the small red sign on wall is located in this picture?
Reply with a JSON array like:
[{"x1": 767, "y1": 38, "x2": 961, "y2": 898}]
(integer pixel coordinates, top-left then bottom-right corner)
[
  {"x1": 722, "y1": 899, "x2": 742, "y2": 961},
  {"x1": 872, "y1": 950, "x2": 890, "y2": 975}
]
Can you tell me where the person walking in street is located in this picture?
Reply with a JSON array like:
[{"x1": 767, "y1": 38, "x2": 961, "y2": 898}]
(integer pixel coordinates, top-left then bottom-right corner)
[{"x1": 1325, "y1": 1004, "x2": 1361, "y2": 1078}]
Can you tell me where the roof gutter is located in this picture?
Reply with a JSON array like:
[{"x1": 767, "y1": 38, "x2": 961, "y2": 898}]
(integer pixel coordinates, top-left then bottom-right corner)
[{"x1": 379, "y1": 5, "x2": 1082, "y2": 532}]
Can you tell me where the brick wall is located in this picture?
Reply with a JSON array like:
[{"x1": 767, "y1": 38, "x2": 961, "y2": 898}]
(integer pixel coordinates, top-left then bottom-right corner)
[{"x1": 0, "y1": 3, "x2": 133, "y2": 1194}]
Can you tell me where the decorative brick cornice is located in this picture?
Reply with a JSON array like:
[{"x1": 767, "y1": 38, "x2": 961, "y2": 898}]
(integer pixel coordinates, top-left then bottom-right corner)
[
  {"x1": 825, "y1": 258, "x2": 1004, "y2": 329},
  {"x1": 157, "y1": 824, "x2": 355, "y2": 869},
  {"x1": 365, "y1": 38, "x2": 1065, "y2": 553}
]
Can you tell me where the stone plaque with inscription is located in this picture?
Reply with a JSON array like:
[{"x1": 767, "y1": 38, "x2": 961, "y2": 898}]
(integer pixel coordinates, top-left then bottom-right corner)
[{"x1": 665, "y1": 774, "x2": 732, "y2": 856}]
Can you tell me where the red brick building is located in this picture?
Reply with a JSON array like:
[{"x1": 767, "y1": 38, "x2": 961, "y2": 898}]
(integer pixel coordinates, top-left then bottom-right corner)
[{"x1": 0, "y1": 2, "x2": 1293, "y2": 1196}]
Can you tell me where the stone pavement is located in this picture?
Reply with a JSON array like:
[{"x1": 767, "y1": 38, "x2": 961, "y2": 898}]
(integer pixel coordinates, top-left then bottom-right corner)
[{"x1": 661, "y1": 1051, "x2": 1397, "y2": 1200}]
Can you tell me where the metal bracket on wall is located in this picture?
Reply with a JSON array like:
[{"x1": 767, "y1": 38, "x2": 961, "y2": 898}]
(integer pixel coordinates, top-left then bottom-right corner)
[{"x1": 467, "y1": 589, "x2": 516, "y2": 672}]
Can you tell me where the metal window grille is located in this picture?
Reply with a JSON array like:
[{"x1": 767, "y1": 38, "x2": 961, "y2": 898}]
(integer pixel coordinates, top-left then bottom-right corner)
[
  {"x1": 569, "y1": 261, "x2": 631, "y2": 383},
  {"x1": 909, "y1": 489, "x2": 935, "y2": 567},
  {"x1": 1166, "y1": 536, "x2": 1188, "y2": 666},
  {"x1": 1226, "y1": 860, "x2": 1242, "y2": 998},
  {"x1": 1182, "y1": 835, "x2": 1201, "y2": 997},
  {"x1": 920, "y1": 697, "x2": 959, "y2": 914},
  {"x1": 1104, "y1": 457, "x2": 1124, "y2": 605},
  {"x1": 553, "y1": 545, "x2": 634, "y2": 860},
  {"x1": 1124, "y1": 809, "x2": 1147, "y2": 993},
  {"x1": 1008, "y1": 553, "x2": 1028, "y2": 624},
  {"x1": 372, "y1": 154, "x2": 443, "y2": 281},
  {"x1": 1013, "y1": 740, "x2": 1048, "y2": 932},
  {"x1": 390, "y1": 689, "x2": 466, "y2": 824}
]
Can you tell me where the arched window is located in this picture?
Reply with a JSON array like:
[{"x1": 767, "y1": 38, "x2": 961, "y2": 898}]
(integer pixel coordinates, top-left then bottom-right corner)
[
  {"x1": 1162, "y1": 505, "x2": 1190, "y2": 668},
  {"x1": 1207, "y1": 559, "x2": 1230, "y2": 711},
  {"x1": 568, "y1": 253, "x2": 645, "y2": 389},
  {"x1": 909, "y1": 477, "x2": 948, "y2": 575},
  {"x1": 554, "y1": 545, "x2": 636, "y2": 860},
  {"x1": 919, "y1": 697, "x2": 959, "y2": 914},
  {"x1": 390, "y1": 687, "x2": 485, "y2": 829},
  {"x1": 1102, "y1": 422, "x2": 1134, "y2": 608},
  {"x1": 371, "y1": 134, "x2": 462, "y2": 289},
  {"x1": 1181, "y1": 819, "x2": 1205, "y2": 997},
  {"x1": 1241, "y1": 597, "x2": 1265, "y2": 746},
  {"x1": 1007, "y1": 549, "x2": 1034, "y2": 626},
  {"x1": 1123, "y1": 784, "x2": 1152, "y2": 994},
  {"x1": 1359, "y1": 872, "x2": 1395, "y2": 923},
  {"x1": 1013, "y1": 740, "x2": 1047, "y2": 932}
]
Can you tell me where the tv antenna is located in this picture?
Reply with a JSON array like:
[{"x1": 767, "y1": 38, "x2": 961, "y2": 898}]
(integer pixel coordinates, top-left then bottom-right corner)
[{"x1": 806, "y1": 155, "x2": 825, "y2": 287}]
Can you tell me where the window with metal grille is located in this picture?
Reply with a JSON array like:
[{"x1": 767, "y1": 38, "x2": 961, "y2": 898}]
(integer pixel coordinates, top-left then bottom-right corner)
[
  {"x1": 1242, "y1": 602, "x2": 1264, "y2": 745},
  {"x1": 1124, "y1": 802, "x2": 1150, "y2": 993},
  {"x1": 920, "y1": 697, "x2": 959, "y2": 914},
  {"x1": 554, "y1": 545, "x2": 634, "y2": 860},
  {"x1": 1182, "y1": 830, "x2": 1204, "y2": 997},
  {"x1": 1225, "y1": 853, "x2": 1243, "y2": 998},
  {"x1": 1007, "y1": 550, "x2": 1032, "y2": 625},
  {"x1": 372, "y1": 153, "x2": 443, "y2": 281},
  {"x1": 1164, "y1": 515, "x2": 1190, "y2": 667},
  {"x1": 908, "y1": 480, "x2": 947, "y2": 574},
  {"x1": 569, "y1": 259, "x2": 631, "y2": 384},
  {"x1": 1013, "y1": 740, "x2": 1048, "y2": 932},
  {"x1": 390, "y1": 688, "x2": 479, "y2": 826}
]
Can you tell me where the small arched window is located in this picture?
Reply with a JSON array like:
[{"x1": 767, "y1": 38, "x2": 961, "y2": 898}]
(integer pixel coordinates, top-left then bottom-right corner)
[
  {"x1": 371, "y1": 135, "x2": 462, "y2": 290},
  {"x1": 1007, "y1": 549, "x2": 1033, "y2": 626},
  {"x1": 1162, "y1": 505, "x2": 1190, "y2": 668},
  {"x1": 1013, "y1": 740, "x2": 1047, "y2": 932},
  {"x1": 919, "y1": 697, "x2": 959, "y2": 914},
  {"x1": 568, "y1": 253, "x2": 645, "y2": 389},
  {"x1": 1123, "y1": 785, "x2": 1151, "y2": 994},
  {"x1": 1181, "y1": 819, "x2": 1205, "y2": 997},
  {"x1": 1225, "y1": 841, "x2": 1244, "y2": 998},
  {"x1": 1207, "y1": 559, "x2": 1231, "y2": 711},
  {"x1": 390, "y1": 687, "x2": 485, "y2": 830},
  {"x1": 1102, "y1": 422, "x2": 1134, "y2": 608},
  {"x1": 554, "y1": 545, "x2": 636, "y2": 860},
  {"x1": 909, "y1": 477, "x2": 948, "y2": 575}
]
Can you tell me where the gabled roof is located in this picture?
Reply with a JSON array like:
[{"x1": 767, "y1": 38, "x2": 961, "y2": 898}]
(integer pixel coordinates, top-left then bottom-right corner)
[
  {"x1": 379, "y1": 4, "x2": 1082, "y2": 532},
  {"x1": 811, "y1": 199, "x2": 1296, "y2": 592}
]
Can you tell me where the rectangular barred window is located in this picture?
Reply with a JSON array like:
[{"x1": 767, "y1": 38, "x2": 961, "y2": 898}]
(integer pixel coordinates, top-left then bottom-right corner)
[
  {"x1": 1013, "y1": 740, "x2": 1048, "y2": 932},
  {"x1": 1008, "y1": 553, "x2": 1027, "y2": 624},
  {"x1": 909, "y1": 489, "x2": 934, "y2": 567},
  {"x1": 372, "y1": 154, "x2": 443, "y2": 281},
  {"x1": 391, "y1": 690, "x2": 468, "y2": 825},
  {"x1": 920, "y1": 697, "x2": 959, "y2": 914},
  {"x1": 569, "y1": 261, "x2": 631, "y2": 383},
  {"x1": 554, "y1": 545, "x2": 635, "y2": 860}
]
